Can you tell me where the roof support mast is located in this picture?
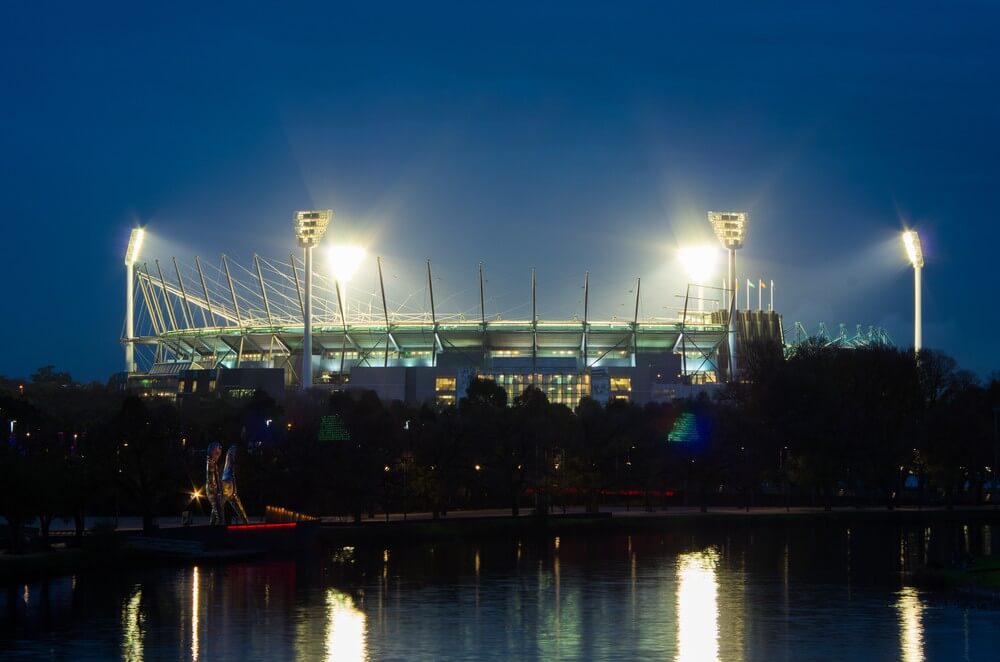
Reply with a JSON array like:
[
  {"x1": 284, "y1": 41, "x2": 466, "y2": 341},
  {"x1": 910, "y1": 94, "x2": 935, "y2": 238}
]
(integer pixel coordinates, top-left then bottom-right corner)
[
  {"x1": 631, "y1": 277, "x2": 640, "y2": 368},
  {"x1": 222, "y1": 255, "x2": 243, "y2": 367},
  {"x1": 194, "y1": 256, "x2": 216, "y2": 328},
  {"x1": 378, "y1": 256, "x2": 391, "y2": 368},
  {"x1": 427, "y1": 260, "x2": 440, "y2": 366},
  {"x1": 531, "y1": 268, "x2": 537, "y2": 372},
  {"x1": 154, "y1": 260, "x2": 178, "y2": 331},
  {"x1": 172, "y1": 257, "x2": 195, "y2": 329},
  {"x1": 581, "y1": 271, "x2": 589, "y2": 368},
  {"x1": 479, "y1": 262, "x2": 487, "y2": 365}
]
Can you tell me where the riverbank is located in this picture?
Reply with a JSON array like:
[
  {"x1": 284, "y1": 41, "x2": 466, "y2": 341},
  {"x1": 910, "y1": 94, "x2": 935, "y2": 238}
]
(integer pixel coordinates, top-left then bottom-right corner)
[{"x1": 4, "y1": 505, "x2": 999, "y2": 583}]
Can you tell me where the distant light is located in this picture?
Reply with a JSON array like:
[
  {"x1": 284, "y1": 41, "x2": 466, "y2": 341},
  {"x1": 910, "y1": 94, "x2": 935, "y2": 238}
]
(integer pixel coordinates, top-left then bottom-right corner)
[
  {"x1": 384, "y1": 465, "x2": 390, "y2": 473},
  {"x1": 124, "y1": 228, "x2": 145, "y2": 266},
  {"x1": 902, "y1": 230, "x2": 924, "y2": 268},
  {"x1": 294, "y1": 210, "x2": 332, "y2": 248},
  {"x1": 327, "y1": 245, "x2": 367, "y2": 283},
  {"x1": 678, "y1": 246, "x2": 721, "y2": 283},
  {"x1": 707, "y1": 211, "x2": 749, "y2": 250},
  {"x1": 474, "y1": 464, "x2": 481, "y2": 472}
]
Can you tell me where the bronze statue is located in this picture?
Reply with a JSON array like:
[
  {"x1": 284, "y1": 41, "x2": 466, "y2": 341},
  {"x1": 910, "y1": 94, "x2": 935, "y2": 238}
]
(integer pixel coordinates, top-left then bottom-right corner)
[
  {"x1": 206, "y1": 442, "x2": 224, "y2": 525},
  {"x1": 221, "y1": 445, "x2": 249, "y2": 524}
]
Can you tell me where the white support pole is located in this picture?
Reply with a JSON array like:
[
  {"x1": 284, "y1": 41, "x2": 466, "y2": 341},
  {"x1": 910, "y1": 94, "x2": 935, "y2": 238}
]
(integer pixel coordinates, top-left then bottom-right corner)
[
  {"x1": 914, "y1": 266, "x2": 922, "y2": 354},
  {"x1": 302, "y1": 246, "x2": 313, "y2": 390},
  {"x1": 758, "y1": 280, "x2": 762, "y2": 311},
  {"x1": 126, "y1": 262, "x2": 135, "y2": 373},
  {"x1": 727, "y1": 249, "x2": 737, "y2": 382},
  {"x1": 770, "y1": 280, "x2": 774, "y2": 312}
]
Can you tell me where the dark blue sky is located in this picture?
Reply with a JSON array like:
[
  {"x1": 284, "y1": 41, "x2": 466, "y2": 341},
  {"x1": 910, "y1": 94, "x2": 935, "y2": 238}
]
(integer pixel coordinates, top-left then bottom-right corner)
[{"x1": 2, "y1": 1, "x2": 998, "y2": 380}]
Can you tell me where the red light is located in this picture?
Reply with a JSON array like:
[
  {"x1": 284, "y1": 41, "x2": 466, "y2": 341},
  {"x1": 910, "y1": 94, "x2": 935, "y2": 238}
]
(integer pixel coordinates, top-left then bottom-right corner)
[{"x1": 226, "y1": 522, "x2": 297, "y2": 531}]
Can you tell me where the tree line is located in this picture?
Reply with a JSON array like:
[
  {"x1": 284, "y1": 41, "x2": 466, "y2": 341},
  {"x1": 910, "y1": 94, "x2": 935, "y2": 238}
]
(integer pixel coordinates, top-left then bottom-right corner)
[{"x1": 1, "y1": 344, "x2": 997, "y2": 549}]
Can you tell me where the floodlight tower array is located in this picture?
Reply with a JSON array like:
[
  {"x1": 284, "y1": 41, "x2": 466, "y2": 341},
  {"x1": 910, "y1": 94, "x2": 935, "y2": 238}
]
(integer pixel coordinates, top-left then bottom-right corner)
[
  {"x1": 902, "y1": 230, "x2": 924, "y2": 354},
  {"x1": 124, "y1": 228, "x2": 145, "y2": 373},
  {"x1": 294, "y1": 210, "x2": 332, "y2": 390},
  {"x1": 708, "y1": 211, "x2": 749, "y2": 381}
]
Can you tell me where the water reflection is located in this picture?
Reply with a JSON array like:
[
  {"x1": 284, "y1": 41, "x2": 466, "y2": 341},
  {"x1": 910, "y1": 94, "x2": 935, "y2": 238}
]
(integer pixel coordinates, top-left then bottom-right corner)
[
  {"x1": 325, "y1": 590, "x2": 367, "y2": 662},
  {"x1": 121, "y1": 586, "x2": 144, "y2": 662},
  {"x1": 676, "y1": 548, "x2": 720, "y2": 662},
  {"x1": 896, "y1": 587, "x2": 925, "y2": 662},
  {"x1": 191, "y1": 567, "x2": 200, "y2": 662}
]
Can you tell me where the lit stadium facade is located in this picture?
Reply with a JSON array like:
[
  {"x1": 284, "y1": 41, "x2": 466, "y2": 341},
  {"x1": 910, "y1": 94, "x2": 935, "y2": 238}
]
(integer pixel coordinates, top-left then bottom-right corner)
[{"x1": 122, "y1": 235, "x2": 784, "y2": 406}]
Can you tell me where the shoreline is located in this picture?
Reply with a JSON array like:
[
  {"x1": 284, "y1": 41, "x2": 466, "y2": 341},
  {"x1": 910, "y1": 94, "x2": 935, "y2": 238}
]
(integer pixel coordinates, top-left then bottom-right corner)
[{"x1": 3, "y1": 505, "x2": 999, "y2": 583}]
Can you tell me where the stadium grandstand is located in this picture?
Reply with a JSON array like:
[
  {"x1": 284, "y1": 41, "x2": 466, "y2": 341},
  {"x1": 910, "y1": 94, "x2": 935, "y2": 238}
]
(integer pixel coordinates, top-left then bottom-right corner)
[{"x1": 119, "y1": 236, "x2": 788, "y2": 406}]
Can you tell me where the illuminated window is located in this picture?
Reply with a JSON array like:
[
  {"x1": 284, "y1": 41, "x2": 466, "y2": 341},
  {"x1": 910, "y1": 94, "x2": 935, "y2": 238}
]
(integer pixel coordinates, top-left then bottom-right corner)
[
  {"x1": 208, "y1": 380, "x2": 216, "y2": 392},
  {"x1": 178, "y1": 380, "x2": 186, "y2": 393},
  {"x1": 610, "y1": 377, "x2": 631, "y2": 391},
  {"x1": 191, "y1": 381, "x2": 198, "y2": 393},
  {"x1": 435, "y1": 377, "x2": 456, "y2": 392}
]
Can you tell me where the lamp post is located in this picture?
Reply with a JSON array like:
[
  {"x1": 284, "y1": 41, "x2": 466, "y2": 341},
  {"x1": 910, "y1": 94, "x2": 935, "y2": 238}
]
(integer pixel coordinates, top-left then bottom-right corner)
[
  {"x1": 295, "y1": 210, "x2": 332, "y2": 390},
  {"x1": 708, "y1": 211, "x2": 749, "y2": 381},
  {"x1": 902, "y1": 230, "x2": 924, "y2": 354},
  {"x1": 124, "y1": 228, "x2": 145, "y2": 373}
]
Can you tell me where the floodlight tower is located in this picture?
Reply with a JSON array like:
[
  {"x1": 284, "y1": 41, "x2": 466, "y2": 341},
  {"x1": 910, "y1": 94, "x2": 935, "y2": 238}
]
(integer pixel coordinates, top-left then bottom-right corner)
[
  {"x1": 124, "y1": 228, "x2": 145, "y2": 373},
  {"x1": 295, "y1": 210, "x2": 332, "y2": 390},
  {"x1": 708, "y1": 211, "x2": 749, "y2": 381},
  {"x1": 902, "y1": 230, "x2": 924, "y2": 354}
]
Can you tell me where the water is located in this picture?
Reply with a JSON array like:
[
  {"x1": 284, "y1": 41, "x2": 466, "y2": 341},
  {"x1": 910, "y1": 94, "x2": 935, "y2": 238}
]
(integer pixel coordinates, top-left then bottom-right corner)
[{"x1": 3, "y1": 519, "x2": 999, "y2": 661}]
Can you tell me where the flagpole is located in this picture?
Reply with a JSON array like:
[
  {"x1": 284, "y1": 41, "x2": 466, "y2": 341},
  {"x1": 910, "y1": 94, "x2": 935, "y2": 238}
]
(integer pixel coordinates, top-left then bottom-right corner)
[
  {"x1": 770, "y1": 280, "x2": 774, "y2": 311},
  {"x1": 758, "y1": 279, "x2": 762, "y2": 310}
]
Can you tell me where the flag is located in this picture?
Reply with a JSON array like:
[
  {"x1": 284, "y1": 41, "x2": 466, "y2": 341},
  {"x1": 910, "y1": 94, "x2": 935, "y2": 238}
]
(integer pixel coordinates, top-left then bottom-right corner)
[
  {"x1": 747, "y1": 278, "x2": 755, "y2": 288},
  {"x1": 759, "y1": 279, "x2": 767, "y2": 289}
]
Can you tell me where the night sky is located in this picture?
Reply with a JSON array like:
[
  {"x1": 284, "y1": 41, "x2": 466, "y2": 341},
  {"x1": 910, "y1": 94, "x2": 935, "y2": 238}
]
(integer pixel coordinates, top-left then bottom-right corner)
[{"x1": 2, "y1": 2, "x2": 998, "y2": 380}]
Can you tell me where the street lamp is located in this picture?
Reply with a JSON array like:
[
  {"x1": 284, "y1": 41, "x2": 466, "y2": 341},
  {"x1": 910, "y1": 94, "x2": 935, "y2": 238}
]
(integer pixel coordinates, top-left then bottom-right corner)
[
  {"x1": 902, "y1": 230, "x2": 924, "y2": 354},
  {"x1": 678, "y1": 245, "x2": 720, "y2": 313},
  {"x1": 295, "y1": 209, "x2": 333, "y2": 390},
  {"x1": 124, "y1": 228, "x2": 145, "y2": 373},
  {"x1": 708, "y1": 211, "x2": 749, "y2": 381}
]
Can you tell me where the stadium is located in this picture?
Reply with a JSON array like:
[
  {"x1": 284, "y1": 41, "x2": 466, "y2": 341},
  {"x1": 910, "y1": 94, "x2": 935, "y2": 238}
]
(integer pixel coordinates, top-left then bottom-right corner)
[{"x1": 120, "y1": 213, "x2": 884, "y2": 406}]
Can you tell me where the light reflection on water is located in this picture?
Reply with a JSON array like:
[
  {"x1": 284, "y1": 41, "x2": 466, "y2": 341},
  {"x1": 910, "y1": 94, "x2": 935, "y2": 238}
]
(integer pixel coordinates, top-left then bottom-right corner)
[
  {"x1": 191, "y1": 566, "x2": 200, "y2": 662},
  {"x1": 121, "y1": 586, "x2": 144, "y2": 662},
  {"x1": 324, "y1": 590, "x2": 367, "y2": 662},
  {"x1": 896, "y1": 587, "x2": 925, "y2": 662},
  {"x1": 676, "y1": 548, "x2": 720, "y2": 662},
  {"x1": 5, "y1": 522, "x2": 1000, "y2": 661}
]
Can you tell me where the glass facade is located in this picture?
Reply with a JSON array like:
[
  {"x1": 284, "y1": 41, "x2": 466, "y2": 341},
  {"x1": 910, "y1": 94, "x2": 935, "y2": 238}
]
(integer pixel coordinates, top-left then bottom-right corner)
[{"x1": 478, "y1": 372, "x2": 591, "y2": 407}]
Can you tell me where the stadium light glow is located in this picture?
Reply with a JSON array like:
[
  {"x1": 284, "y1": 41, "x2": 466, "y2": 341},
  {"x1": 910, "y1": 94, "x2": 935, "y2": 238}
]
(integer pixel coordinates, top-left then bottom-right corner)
[
  {"x1": 678, "y1": 245, "x2": 720, "y2": 314},
  {"x1": 327, "y1": 245, "x2": 367, "y2": 283},
  {"x1": 708, "y1": 211, "x2": 748, "y2": 250},
  {"x1": 678, "y1": 245, "x2": 720, "y2": 284},
  {"x1": 294, "y1": 210, "x2": 332, "y2": 247},
  {"x1": 124, "y1": 228, "x2": 145, "y2": 266},
  {"x1": 902, "y1": 230, "x2": 924, "y2": 268},
  {"x1": 902, "y1": 230, "x2": 924, "y2": 353}
]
